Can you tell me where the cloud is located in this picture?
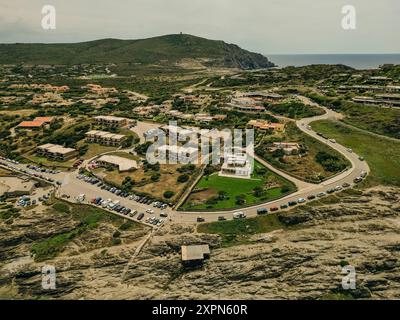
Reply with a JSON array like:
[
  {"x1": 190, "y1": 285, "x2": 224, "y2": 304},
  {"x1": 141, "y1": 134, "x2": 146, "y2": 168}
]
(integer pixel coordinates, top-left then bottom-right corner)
[{"x1": 0, "y1": 0, "x2": 399, "y2": 53}]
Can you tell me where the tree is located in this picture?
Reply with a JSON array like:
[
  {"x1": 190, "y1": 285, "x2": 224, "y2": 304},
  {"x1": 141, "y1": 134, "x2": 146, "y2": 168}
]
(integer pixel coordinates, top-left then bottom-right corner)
[
  {"x1": 177, "y1": 174, "x2": 190, "y2": 183},
  {"x1": 253, "y1": 186, "x2": 265, "y2": 197},
  {"x1": 163, "y1": 191, "x2": 174, "y2": 199},
  {"x1": 235, "y1": 194, "x2": 246, "y2": 205}
]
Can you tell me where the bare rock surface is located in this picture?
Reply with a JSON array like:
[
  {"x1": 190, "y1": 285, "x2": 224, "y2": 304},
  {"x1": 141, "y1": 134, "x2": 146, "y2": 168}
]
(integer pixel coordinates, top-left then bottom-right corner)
[{"x1": 0, "y1": 187, "x2": 399, "y2": 299}]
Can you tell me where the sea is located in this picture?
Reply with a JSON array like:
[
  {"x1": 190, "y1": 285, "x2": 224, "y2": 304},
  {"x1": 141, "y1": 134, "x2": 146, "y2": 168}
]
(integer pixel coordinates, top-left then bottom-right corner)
[{"x1": 267, "y1": 54, "x2": 400, "y2": 70}]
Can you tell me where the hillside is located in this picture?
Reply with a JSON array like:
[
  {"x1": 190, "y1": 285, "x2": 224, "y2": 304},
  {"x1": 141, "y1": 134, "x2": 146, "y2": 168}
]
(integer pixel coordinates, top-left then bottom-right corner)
[{"x1": 0, "y1": 34, "x2": 274, "y2": 70}]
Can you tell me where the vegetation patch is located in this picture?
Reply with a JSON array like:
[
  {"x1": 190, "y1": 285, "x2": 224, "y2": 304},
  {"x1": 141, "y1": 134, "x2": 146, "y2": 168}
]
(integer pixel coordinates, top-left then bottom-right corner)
[
  {"x1": 182, "y1": 161, "x2": 295, "y2": 210},
  {"x1": 311, "y1": 120, "x2": 400, "y2": 186},
  {"x1": 197, "y1": 213, "x2": 287, "y2": 247},
  {"x1": 31, "y1": 201, "x2": 143, "y2": 261}
]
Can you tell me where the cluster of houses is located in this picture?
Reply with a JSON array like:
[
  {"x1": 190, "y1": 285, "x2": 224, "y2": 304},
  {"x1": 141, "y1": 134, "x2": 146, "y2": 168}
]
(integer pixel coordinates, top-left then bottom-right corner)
[
  {"x1": 8, "y1": 83, "x2": 69, "y2": 92},
  {"x1": 31, "y1": 115, "x2": 131, "y2": 162},
  {"x1": 165, "y1": 110, "x2": 227, "y2": 123},
  {"x1": 227, "y1": 91, "x2": 283, "y2": 113},
  {"x1": 82, "y1": 84, "x2": 118, "y2": 96}
]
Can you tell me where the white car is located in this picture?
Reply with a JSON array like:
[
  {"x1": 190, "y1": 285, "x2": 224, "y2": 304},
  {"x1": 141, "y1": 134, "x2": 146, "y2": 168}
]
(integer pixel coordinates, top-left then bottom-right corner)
[
  {"x1": 335, "y1": 186, "x2": 343, "y2": 191},
  {"x1": 233, "y1": 211, "x2": 246, "y2": 219},
  {"x1": 298, "y1": 198, "x2": 306, "y2": 203}
]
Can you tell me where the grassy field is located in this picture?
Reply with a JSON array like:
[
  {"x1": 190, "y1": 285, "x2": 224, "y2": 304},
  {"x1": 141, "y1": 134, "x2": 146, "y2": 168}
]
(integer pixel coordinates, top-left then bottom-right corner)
[
  {"x1": 79, "y1": 143, "x2": 117, "y2": 160},
  {"x1": 182, "y1": 161, "x2": 295, "y2": 211},
  {"x1": 31, "y1": 201, "x2": 143, "y2": 262},
  {"x1": 311, "y1": 120, "x2": 400, "y2": 186}
]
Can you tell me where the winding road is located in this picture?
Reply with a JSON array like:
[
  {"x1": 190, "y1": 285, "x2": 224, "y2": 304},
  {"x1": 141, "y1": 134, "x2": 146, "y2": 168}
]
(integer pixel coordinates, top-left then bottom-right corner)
[{"x1": 0, "y1": 96, "x2": 370, "y2": 225}]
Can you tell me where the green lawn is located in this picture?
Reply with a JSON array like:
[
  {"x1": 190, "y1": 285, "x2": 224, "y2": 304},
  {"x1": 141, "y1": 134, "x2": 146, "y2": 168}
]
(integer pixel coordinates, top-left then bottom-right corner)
[
  {"x1": 79, "y1": 143, "x2": 117, "y2": 160},
  {"x1": 182, "y1": 161, "x2": 296, "y2": 211},
  {"x1": 311, "y1": 120, "x2": 400, "y2": 186}
]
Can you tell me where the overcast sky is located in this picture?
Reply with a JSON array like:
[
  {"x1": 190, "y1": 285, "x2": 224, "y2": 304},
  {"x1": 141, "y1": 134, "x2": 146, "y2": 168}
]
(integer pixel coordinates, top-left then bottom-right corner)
[{"x1": 0, "y1": 0, "x2": 399, "y2": 54}]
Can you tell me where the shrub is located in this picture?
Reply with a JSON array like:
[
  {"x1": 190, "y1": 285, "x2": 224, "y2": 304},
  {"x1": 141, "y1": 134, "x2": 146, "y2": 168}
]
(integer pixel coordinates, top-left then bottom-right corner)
[
  {"x1": 163, "y1": 191, "x2": 175, "y2": 199},
  {"x1": 52, "y1": 202, "x2": 70, "y2": 213}
]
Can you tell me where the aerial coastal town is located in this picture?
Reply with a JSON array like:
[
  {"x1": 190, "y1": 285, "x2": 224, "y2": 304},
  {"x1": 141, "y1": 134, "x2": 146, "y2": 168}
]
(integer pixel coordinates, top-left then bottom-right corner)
[{"x1": 0, "y1": 0, "x2": 399, "y2": 301}]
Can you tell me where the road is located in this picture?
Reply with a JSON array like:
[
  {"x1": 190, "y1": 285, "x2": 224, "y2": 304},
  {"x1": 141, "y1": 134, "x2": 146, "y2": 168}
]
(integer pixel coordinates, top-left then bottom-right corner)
[
  {"x1": 0, "y1": 96, "x2": 370, "y2": 225},
  {"x1": 175, "y1": 96, "x2": 370, "y2": 222}
]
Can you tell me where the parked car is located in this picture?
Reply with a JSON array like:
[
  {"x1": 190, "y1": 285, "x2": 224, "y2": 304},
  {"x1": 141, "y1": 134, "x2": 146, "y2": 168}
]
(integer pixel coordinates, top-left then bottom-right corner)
[
  {"x1": 354, "y1": 177, "x2": 363, "y2": 183},
  {"x1": 280, "y1": 204, "x2": 288, "y2": 209},
  {"x1": 218, "y1": 216, "x2": 226, "y2": 221},
  {"x1": 257, "y1": 208, "x2": 268, "y2": 215},
  {"x1": 270, "y1": 207, "x2": 279, "y2": 212},
  {"x1": 298, "y1": 198, "x2": 306, "y2": 204},
  {"x1": 307, "y1": 195, "x2": 316, "y2": 200},
  {"x1": 288, "y1": 201, "x2": 297, "y2": 207},
  {"x1": 317, "y1": 192, "x2": 326, "y2": 198},
  {"x1": 342, "y1": 182, "x2": 351, "y2": 188},
  {"x1": 360, "y1": 171, "x2": 367, "y2": 178},
  {"x1": 137, "y1": 213, "x2": 145, "y2": 220},
  {"x1": 233, "y1": 212, "x2": 246, "y2": 219},
  {"x1": 197, "y1": 217, "x2": 205, "y2": 223}
]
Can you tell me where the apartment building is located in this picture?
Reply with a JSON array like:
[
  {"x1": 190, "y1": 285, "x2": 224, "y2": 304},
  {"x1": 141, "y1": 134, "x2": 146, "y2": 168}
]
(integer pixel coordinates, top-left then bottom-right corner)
[
  {"x1": 36, "y1": 144, "x2": 78, "y2": 161},
  {"x1": 85, "y1": 130, "x2": 126, "y2": 146},
  {"x1": 94, "y1": 115, "x2": 127, "y2": 128}
]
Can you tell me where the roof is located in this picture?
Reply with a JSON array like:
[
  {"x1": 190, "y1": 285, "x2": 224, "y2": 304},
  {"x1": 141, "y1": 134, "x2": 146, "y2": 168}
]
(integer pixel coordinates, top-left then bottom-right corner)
[
  {"x1": 97, "y1": 155, "x2": 138, "y2": 172},
  {"x1": 17, "y1": 121, "x2": 44, "y2": 128},
  {"x1": 94, "y1": 115, "x2": 126, "y2": 121},
  {"x1": 37, "y1": 143, "x2": 77, "y2": 154},
  {"x1": 86, "y1": 130, "x2": 126, "y2": 140},
  {"x1": 34, "y1": 116, "x2": 54, "y2": 123},
  {"x1": 181, "y1": 245, "x2": 210, "y2": 261},
  {"x1": 0, "y1": 177, "x2": 35, "y2": 195}
]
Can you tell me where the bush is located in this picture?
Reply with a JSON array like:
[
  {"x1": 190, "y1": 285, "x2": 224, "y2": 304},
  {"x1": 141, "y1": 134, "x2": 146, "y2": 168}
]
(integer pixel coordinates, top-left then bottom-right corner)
[
  {"x1": 163, "y1": 191, "x2": 175, "y2": 199},
  {"x1": 113, "y1": 230, "x2": 121, "y2": 238},
  {"x1": 177, "y1": 174, "x2": 190, "y2": 183},
  {"x1": 52, "y1": 202, "x2": 70, "y2": 213}
]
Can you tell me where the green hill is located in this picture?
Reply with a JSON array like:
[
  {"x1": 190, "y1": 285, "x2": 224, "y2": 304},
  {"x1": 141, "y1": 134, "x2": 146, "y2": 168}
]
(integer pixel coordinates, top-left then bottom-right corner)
[{"x1": 0, "y1": 34, "x2": 274, "y2": 70}]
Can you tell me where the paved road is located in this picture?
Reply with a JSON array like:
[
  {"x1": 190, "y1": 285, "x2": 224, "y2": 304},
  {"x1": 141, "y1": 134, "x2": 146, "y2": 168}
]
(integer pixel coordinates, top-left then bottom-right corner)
[
  {"x1": 175, "y1": 96, "x2": 370, "y2": 222},
  {"x1": 0, "y1": 97, "x2": 370, "y2": 225}
]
